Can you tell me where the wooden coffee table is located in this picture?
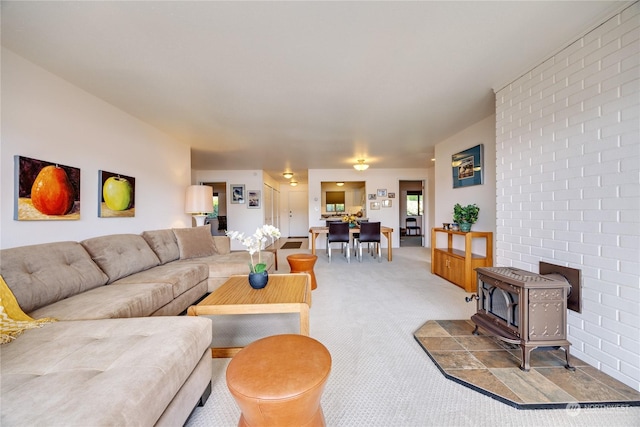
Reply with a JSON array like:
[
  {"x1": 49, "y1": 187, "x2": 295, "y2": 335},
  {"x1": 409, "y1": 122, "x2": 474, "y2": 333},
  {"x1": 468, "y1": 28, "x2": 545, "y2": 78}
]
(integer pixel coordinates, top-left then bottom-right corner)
[{"x1": 187, "y1": 274, "x2": 312, "y2": 358}]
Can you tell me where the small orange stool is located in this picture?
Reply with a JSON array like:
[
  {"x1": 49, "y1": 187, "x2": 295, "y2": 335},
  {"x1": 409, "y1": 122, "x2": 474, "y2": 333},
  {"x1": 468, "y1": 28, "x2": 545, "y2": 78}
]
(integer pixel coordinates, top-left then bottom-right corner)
[
  {"x1": 286, "y1": 254, "x2": 318, "y2": 290},
  {"x1": 226, "y1": 334, "x2": 332, "y2": 427}
]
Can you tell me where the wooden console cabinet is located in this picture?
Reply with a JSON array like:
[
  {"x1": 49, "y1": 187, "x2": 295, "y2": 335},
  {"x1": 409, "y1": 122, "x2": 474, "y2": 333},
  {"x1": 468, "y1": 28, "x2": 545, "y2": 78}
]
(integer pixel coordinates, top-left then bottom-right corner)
[{"x1": 430, "y1": 228, "x2": 493, "y2": 292}]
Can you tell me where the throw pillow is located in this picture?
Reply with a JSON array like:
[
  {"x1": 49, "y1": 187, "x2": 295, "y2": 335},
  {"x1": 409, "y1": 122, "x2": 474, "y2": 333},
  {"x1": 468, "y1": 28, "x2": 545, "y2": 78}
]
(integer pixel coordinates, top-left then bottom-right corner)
[
  {"x1": 173, "y1": 225, "x2": 217, "y2": 260},
  {"x1": 0, "y1": 275, "x2": 56, "y2": 344}
]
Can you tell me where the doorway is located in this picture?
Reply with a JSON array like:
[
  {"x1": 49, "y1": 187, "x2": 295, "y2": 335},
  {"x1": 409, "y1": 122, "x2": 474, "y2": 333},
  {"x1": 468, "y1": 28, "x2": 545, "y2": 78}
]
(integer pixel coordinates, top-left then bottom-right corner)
[
  {"x1": 399, "y1": 181, "x2": 424, "y2": 247},
  {"x1": 201, "y1": 182, "x2": 226, "y2": 236},
  {"x1": 288, "y1": 191, "x2": 309, "y2": 237}
]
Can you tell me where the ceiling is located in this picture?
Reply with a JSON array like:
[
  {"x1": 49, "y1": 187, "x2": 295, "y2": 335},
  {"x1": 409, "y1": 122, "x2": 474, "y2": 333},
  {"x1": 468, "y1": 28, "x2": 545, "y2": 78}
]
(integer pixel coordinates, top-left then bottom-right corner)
[{"x1": 1, "y1": 1, "x2": 627, "y2": 184}]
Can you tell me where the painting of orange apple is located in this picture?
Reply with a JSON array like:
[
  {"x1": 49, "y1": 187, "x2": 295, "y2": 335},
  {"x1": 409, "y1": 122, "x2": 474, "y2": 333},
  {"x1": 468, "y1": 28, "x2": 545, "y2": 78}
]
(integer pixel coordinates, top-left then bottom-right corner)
[
  {"x1": 14, "y1": 156, "x2": 80, "y2": 220},
  {"x1": 31, "y1": 165, "x2": 75, "y2": 215},
  {"x1": 99, "y1": 170, "x2": 135, "y2": 217}
]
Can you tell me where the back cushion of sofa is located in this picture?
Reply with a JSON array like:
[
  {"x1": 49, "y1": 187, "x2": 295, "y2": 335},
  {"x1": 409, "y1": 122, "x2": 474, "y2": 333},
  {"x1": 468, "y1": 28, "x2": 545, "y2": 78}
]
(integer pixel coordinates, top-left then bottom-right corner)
[
  {"x1": 0, "y1": 241, "x2": 109, "y2": 313},
  {"x1": 173, "y1": 225, "x2": 218, "y2": 260},
  {"x1": 141, "y1": 229, "x2": 180, "y2": 264},
  {"x1": 81, "y1": 234, "x2": 160, "y2": 283}
]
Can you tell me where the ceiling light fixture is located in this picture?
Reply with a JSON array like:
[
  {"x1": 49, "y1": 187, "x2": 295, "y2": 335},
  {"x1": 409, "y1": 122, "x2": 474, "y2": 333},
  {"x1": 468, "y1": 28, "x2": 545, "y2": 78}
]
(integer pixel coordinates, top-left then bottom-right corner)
[
  {"x1": 336, "y1": 182, "x2": 345, "y2": 186},
  {"x1": 353, "y1": 159, "x2": 369, "y2": 171},
  {"x1": 290, "y1": 180, "x2": 298, "y2": 187},
  {"x1": 282, "y1": 172, "x2": 294, "y2": 179}
]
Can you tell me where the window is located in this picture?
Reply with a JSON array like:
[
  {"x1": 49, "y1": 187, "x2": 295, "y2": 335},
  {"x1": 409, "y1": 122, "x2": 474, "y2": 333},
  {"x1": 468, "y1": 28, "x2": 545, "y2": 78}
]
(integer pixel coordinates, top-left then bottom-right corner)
[
  {"x1": 212, "y1": 195, "x2": 219, "y2": 218},
  {"x1": 406, "y1": 191, "x2": 423, "y2": 216},
  {"x1": 326, "y1": 191, "x2": 346, "y2": 213},
  {"x1": 326, "y1": 203, "x2": 345, "y2": 213},
  {"x1": 207, "y1": 194, "x2": 219, "y2": 218}
]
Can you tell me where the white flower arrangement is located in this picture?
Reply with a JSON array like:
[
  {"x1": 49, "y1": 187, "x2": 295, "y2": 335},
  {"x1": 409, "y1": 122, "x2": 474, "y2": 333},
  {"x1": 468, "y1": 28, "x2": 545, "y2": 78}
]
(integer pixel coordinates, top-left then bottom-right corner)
[{"x1": 226, "y1": 225, "x2": 281, "y2": 273}]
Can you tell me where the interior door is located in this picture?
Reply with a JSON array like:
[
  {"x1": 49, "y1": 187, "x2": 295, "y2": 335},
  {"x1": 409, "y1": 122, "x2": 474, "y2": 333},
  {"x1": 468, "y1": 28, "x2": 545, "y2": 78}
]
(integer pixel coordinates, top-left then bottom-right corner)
[{"x1": 288, "y1": 191, "x2": 309, "y2": 237}]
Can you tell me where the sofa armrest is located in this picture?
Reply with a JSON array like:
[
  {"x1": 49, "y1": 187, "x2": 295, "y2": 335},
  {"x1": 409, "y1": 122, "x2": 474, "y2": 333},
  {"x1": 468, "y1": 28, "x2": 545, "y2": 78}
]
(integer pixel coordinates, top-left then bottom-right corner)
[{"x1": 212, "y1": 236, "x2": 231, "y2": 254}]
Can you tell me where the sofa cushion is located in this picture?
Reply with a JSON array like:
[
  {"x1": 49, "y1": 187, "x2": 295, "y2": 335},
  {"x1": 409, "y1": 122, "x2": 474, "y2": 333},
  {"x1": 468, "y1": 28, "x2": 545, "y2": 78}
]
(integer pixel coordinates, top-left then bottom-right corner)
[
  {"x1": 81, "y1": 234, "x2": 160, "y2": 283},
  {"x1": 114, "y1": 263, "x2": 208, "y2": 298},
  {"x1": 173, "y1": 225, "x2": 217, "y2": 260},
  {"x1": 28, "y1": 282, "x2": 174, "y2": 320},
  {"x1": 141, "y1": 229, "x2": 180, "y2": 264},
  {"x1": 0, "y1": 316, "x2": 212, "y2": 426},
  {"x1": 0, "y1": 242, "x2": 109, "y2": 313}
]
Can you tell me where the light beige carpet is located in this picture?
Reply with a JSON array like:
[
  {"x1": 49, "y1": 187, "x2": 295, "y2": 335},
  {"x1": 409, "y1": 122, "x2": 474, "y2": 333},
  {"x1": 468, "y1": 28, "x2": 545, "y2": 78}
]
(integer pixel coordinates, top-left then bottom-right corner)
[{"x1": 186, "y1": 246, "x2": 640, "y2": 426}]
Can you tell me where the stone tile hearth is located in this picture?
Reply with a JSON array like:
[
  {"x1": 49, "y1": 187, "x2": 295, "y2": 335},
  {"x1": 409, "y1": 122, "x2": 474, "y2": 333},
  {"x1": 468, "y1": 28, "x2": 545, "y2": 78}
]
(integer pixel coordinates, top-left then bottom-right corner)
[{"x1": 414, "y1": 319, "x2": 640, "y2": 409}]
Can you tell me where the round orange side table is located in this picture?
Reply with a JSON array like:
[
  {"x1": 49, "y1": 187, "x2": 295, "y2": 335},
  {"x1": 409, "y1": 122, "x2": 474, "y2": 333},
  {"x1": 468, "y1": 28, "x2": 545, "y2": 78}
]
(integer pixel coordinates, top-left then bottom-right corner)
[
  {"x1": 226, "y1": 334, "x2": 332, "y2": 427},
  {"x1": 286, "y1": 253, "x2": 318, "y2": 290}
]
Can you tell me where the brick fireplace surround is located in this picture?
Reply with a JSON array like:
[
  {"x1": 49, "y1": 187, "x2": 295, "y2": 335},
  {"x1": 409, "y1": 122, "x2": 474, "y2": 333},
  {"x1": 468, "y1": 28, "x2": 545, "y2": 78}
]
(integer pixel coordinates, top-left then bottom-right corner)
[{"x1": 495, "y1": 3, "x2": 639, "y2": 391}]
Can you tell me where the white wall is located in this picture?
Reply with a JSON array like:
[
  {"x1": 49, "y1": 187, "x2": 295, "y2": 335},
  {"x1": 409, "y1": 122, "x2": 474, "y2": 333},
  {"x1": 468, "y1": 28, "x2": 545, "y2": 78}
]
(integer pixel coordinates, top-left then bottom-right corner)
[
  {"x1": 308, "y1": 168, "x2": 430, "y2": 248},
  {"x1": 1, "y1": 49, "x2": 192, "y2": 249},
  {"x1": 434, "y1": 115, "x2": 497, "y2": 256},
  {"x1": 495, "y1": 3, "x2": 639, "y2": 390}
]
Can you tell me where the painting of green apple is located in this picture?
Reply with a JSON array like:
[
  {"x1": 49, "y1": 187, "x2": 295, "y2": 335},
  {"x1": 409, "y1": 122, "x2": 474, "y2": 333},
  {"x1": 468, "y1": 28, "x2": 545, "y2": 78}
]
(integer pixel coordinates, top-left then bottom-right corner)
[
  {"x1": 14, "y1": 155, "x2": 81, "y2": 221},
  {"x1": 99, "y1": 170, "x2": 135, "y2": 218}
]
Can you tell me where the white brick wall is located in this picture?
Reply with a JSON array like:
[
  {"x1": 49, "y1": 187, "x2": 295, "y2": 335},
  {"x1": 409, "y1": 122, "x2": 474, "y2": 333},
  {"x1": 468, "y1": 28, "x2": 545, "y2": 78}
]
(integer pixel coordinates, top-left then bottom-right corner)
[{"x1": 495, "y1": 3, "x2": 640, "y2": 391}]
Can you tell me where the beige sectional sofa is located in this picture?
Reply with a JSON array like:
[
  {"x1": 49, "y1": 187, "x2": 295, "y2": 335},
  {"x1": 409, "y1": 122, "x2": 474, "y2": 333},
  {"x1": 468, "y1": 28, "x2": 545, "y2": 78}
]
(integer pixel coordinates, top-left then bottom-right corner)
[{"x1": 0, "y1": 225, "x2": 275, "y2": 426}]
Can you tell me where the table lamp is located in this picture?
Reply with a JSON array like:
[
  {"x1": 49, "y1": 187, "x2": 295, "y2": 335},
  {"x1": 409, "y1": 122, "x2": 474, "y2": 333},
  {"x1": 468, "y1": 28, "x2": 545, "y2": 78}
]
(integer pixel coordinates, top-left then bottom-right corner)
[{"x1": 185, "y1": 184, "x2": 213, "y2": 226}]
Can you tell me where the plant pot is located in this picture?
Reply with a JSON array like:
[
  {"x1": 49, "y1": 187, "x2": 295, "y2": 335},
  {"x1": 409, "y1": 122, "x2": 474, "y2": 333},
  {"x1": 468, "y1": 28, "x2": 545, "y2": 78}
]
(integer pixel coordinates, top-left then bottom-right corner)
[
  {"x1": 459, "y1": 223, "x2": 472, "y2": 232},
  {"x1": 248, "y1": 271, "x2": 269, "y2": 289}
]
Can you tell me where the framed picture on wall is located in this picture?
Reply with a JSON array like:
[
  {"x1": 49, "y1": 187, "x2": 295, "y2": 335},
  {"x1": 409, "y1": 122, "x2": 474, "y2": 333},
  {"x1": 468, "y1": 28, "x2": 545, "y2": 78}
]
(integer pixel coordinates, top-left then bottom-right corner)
[
  {"x1": 368, "y1": 193, "x2": 377, "y2": 200},
  {"x1": 98, "y1": 170, "x2": 135, "y2": 218},
  {"x1": 452, "y1": 144, "x2": 484, "y2": 188},
  {"x1": 382, "y1": 199, "x2": 392, "y2": 208},
  {"x1": 231, "y1": 184, "x2": 245, "y2": 204},
  {"x1": 377, "y1": 188, "x2": 387, "y2": 197},
  {"x1": 388, "y1": 193, "x2": 395, "y2": 198},
  {"x1": 247, "y1": 190, "x2": 260, "y2": 209},
  {"x1": 14, "y1": 155, "x2": 81, "y2": 221},
  {"x1": 370, "y1": 201, "x2": 380, "y2": 210}
]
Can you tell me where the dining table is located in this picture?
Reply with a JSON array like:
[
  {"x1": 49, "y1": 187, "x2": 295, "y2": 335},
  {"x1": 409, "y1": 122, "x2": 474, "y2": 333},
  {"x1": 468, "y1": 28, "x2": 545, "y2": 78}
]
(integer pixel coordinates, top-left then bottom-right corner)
[{"x1": 308, "y1": 225, "x2": 394, "y2": 261}]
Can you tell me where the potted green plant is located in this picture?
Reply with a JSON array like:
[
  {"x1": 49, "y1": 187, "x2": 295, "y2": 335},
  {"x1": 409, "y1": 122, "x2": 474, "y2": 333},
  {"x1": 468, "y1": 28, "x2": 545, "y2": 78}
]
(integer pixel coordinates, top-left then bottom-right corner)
[{"x1": 452, "y1": 203, "x2": 480, "y2": 232}]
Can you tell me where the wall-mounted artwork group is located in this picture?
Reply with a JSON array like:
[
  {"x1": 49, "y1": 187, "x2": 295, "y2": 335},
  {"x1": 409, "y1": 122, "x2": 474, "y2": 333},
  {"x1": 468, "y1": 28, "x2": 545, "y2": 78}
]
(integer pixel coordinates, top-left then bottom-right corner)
[{"x1": 14, "y1": 155, "x2": 136, "y2": 221}]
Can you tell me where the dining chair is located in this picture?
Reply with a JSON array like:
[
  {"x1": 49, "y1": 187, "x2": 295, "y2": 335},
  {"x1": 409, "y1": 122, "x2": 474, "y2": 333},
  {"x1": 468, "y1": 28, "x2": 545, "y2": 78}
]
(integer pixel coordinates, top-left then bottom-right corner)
[
  {"x1": 352, "y1": 219, "x2": 368, "y2": 252},
  {"x1": 327, "y1": 222, "x2": 350, "y2": 263},
  {"x1": 405, "y1": 217, "x2": 421, "y2": 236},
  {"x1": 325, "y1": 220, "x2": 342, "y2": 253},
  {"x1": 356, "y1": 221, "x2": 381, "y2": 262}
]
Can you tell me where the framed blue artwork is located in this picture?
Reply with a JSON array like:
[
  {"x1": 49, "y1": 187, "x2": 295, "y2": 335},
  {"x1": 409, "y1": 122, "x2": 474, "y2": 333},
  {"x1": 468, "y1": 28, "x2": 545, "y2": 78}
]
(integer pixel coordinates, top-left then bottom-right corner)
[{"x1": 452, "y1": 144, "x2": 483, "y2": 188}]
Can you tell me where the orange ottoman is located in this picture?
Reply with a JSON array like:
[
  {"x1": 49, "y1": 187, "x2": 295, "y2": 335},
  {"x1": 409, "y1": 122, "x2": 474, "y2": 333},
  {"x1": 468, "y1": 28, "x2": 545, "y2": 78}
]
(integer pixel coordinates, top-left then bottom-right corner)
[
  {"x1": 286, "y1": 254, "x2": 318, "y2": 290},
  {"x1": 226, "y1": 334, "x2": 332, "y2": 427}
]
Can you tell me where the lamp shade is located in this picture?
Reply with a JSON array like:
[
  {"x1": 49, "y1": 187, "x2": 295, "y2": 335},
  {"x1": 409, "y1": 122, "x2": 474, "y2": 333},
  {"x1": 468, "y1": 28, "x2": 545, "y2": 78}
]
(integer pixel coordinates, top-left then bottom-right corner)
[{"x1": 185, "y1": 185, "x2": 213, "y2": 214}]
